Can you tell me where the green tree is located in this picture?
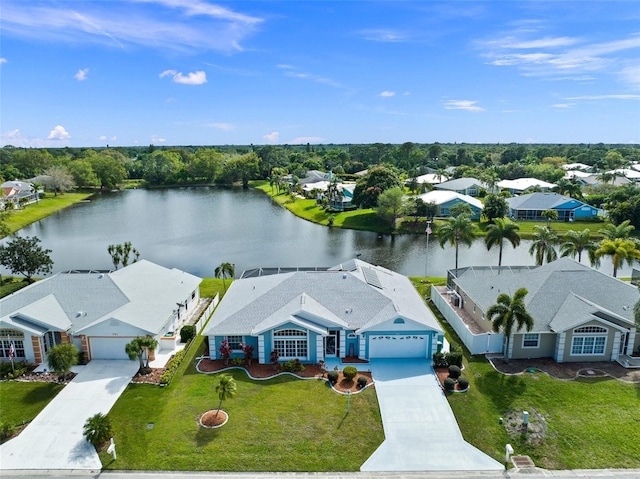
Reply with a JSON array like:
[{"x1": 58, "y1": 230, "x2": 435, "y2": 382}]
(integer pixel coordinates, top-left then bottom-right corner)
[
  {"x1": 67, "y1": 160, "x2": 100, "y2": 188},
  {"x1": 125, "y1": 337, "x2": 158, "y2": 373},
  {"x1": 189, "y1": 148, "x2": 224, "y2": 183},
  {"x1": 0, "y1": 236, "x2": 53, "y2": 283},
  {"x1": 595, "y1": 238, "x2": 640, "y2": 278},
  {"x1": 560, "y1": 229, "x2": 599, "y2": 266},
  {"x1": 107, "y1": 242, "x2": 140, "y2": 270},
  {"x1": 486, "y1": 288, "x2": 534, "y2": 361},
  {"x1": 482, "y1": 194, "x2": 508, "y2": 222},
  {"x1": 437, "y1": 214, "x2": 477, "y2": 270},
  {"x1": 215, "y1": 373, "x2": 238, "y2": 417},
  {"x1": 484, "y1": 218, "x2": 520, "y2": 268},
  {"x1": 375, "y1": 187, "x2": 405, "y2": 228},
  {"x1": 352, "y1": 166, "x2": 402, "y2": 209},
  {"x1": 88, "y1": 152, "x2": 128, "y2": 189},
  {"x1": 449, "y1": 202, "x2": 473, "y2": 218},
  {"x1": 528, "y1": 225, "x2": 558, "y2": 265},
  {"x1": 42, "y1": 165, "x2": 75, "y2": 196},
  {"x1": 215, "y1": 262, "x2": 235, "y2": 290},
  {"x1": 83, "y1": 413, "x2": 112, "y2": 447},
  {"x1": 599, "y1": 220, "x2": 635, "y2": 240},
  {"x1": 541, "y1": 209, "x2": 559, "y2": 226},
  {"x1": 47, "y1": 343, "x2": 79, "y2": 380},
  {"x1": 222, "y1": 153, "x2": 260, "y2": 188}
]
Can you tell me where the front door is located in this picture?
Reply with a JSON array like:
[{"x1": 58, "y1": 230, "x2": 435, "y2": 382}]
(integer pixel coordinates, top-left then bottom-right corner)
[{"x1": 325, "y1": 331, "x2": 339, "y2": 357}]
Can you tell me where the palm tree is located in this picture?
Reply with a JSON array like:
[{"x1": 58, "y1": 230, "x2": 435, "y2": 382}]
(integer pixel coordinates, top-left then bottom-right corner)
[
  {"x1": 599, "y1": 220, "x2": 635, "y2": 240},
  {"x1": 486, "y1": 288, "x2": 534, "y2": 361},
  {"x1": 215, "y1": 374, "x2": 238, "y2": 417},
  {"x1": 437, "y1": 214, "x2": 477, "y2": 270},
  {"x1": 83, "y1": 413, "x2": 112, "y2": 447},
  {"x1": 595, "y1": 238, "x2": 640, "y2": 278},
  {"x1": 541, "y1": 209, "x2": 559, "y2": 227},
  {"x1": 528, "y1": 225, "x2": 558, "y2": 265},
  {"x1": 215, "y1": 262, "x2": 235, "y2": 290},
  {"x1": 125, "y1": 337, "x2": 158, "y2": 373},
  {"x1": 560, "y1": 229, "x2": 599, "y2": 266},
  {"x1": 47, "y1": 343, "x2": 79, "y2": 381},
  {"x1": 484, "y1": 218, "x2": 520, "y2": 268}
]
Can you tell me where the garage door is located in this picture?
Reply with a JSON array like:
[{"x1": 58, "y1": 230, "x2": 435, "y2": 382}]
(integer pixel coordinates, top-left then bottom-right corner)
[
  {"x1": 89, "y1": 337, "x2": 132, "y2": 360},
  {"x1": 369, "y1": 334, "x2": 428, "y2": 359}
]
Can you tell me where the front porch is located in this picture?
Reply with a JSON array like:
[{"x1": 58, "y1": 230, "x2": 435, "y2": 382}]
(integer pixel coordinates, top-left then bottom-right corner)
[{"x1": 617, "y1": 354, "x2": 640, "y2": 369}]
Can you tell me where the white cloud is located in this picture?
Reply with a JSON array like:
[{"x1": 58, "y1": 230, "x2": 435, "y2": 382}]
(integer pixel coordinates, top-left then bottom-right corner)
[
  {"x1": 403, "y1": 91, "x2": 410, "y2": 96},
  {"x1": 263, "y1": 131, "x2": 279, "y2": 144},
  {"x1": 160, "y1": 69, "x2": 207, "y2": 85},
  {"x1": 379, "y1": 91, "x2": 396, "y2": 97},
  {"x1": 98, "y1": 135, "x2": 107, "y2": 141},
  {"x1": 443, "y1": 100, "x2": 484, "y2": 112},
  {"x1": 0, "y1": 58, "x2": 7, "y2": 64},
  {"x1": 359, "y1": 29, "x2": 406, "y2": 43},
  {"x1": 279, "y1": 65, "x2": 349, "y2": 90},
  {"x1": 151, "y1": 136, "x2": 167, "y2": 143},
  {"x1": 552, "y1": 103, "x2": 575, "y2": 109},
  {"x1": 619, "y1": 65, "x2": 640, "y2": 88},
  {"x1": 565, "y1": 94, "x2": 640, "y2": 100},
  {"x1": 207, "y1": 123, "x2": 234, "y2": 131},
  {"x1": 47, "y1": 125, "x2": 71, "y2": 140},
  {"x1": 290, "y1": 136, "x2": 324, "y2": 145},
  {"x1": 1, "y1": 1, "x2": 263, "y2": 54},
  {"x1": 75, "y1": 68, "x2": 89, "y2": 81}
]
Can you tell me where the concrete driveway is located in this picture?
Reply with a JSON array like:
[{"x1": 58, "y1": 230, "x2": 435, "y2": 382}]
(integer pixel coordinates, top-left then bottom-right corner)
[
  {"x1": 0, "y1": 360, "x2": 138, "y2": 471},
  {"x1": 361, "y1": 359, "x2": 504, "y2": 472}
]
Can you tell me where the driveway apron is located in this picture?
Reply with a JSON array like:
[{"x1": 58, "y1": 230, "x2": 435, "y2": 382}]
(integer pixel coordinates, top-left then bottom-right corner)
[
  {"x1": 361, "y1": 359, "x2": 504, "y2": 472},
  {"x1": 0, "y1": 360, "x2": 139, "y2": 470}
]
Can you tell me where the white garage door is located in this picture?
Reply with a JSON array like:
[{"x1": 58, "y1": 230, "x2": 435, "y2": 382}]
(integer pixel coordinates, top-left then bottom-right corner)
[
  {"x1": 369, "y1": 334, "x2": 428, "y2": 359},
  {"x1": 89, "y1": 337, "x2": 132, "y2": 360}
]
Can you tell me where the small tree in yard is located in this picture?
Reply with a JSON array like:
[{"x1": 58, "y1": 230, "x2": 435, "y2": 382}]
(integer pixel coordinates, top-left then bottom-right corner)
[
  {"x1": 83, "y1": 413, "x2": 112, "y2": 447},
  {"x1": 0, "y1": 236, "x2": 53, "y2": 283},
  {"x1": 215, "y1": 374, "x2": 237, "y2": 417},
  {"x1": 240, "y1": 342, "x2": 254, "y2": 366},
  {"x1": 47, "y1": 343, "x2": 79, "y2": 380},
  {"x1": 270, "y1": 349, "x2": 279, "y2": 370},
  {"x1": 219, "y1": 339, "x2": 232, "y2": 365},
  {"x1": 125, "y1": 337, "x2": 158, "y2": 374}
]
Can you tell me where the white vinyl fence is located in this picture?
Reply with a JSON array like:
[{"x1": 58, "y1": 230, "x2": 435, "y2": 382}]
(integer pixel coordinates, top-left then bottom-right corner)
[
  {"x1": 431, "y1": 286, "x2": 503, "y2": 355},
  {"x1": 194, "y1": 294, "x2": 219, "y2": 334}
]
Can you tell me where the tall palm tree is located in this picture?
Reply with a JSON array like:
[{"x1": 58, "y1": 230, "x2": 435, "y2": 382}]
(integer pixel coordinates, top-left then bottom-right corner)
[
  {"x1": 528, "y1": 225, "x2": 558, "y2": 265},
  {"x1": 486, "y1": 287, "x2": 534, "y2": 361},
  {"x1": 437, "y1": 214, "x2": 477, "y2": 270},
  {"x1": 595, "y1": 238, "x2": 640, "y2": 278},
  {"x1": 599, "y1": 220, "x2": 635, "y2": 240},
  {"x1": 215, "y1": 262, "x2": 235, "y2": 290},
  {"x1": 560, "y1": 229, "x2": 599, "y2": 266},
  {"x1": 484, "y1": 218, "x2": 520, "y2": 268},
  {"x1": 215, "y1": 374, "x2": 238, "y2": 417}
]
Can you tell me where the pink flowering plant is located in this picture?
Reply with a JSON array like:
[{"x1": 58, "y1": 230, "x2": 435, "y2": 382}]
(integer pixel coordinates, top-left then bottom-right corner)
[{"x1": 219, "y1": 339, "x2": 232, "y2": 365}]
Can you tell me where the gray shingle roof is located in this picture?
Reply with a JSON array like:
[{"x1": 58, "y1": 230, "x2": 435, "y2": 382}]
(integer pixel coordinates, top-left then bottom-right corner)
[
  {"x1": 434, "y1": 177, "x2": 486, "y2": 191},
  {"x1": 506, "y1": 192, "x2": 585, "y2": 210}
]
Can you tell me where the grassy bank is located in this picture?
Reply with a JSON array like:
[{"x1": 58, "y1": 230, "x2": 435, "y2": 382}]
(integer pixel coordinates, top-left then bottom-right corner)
[
  {"x1": 4, "y1": 192, "x2": 94, "y2": 236},
  {"x1": 0, "y1": 382, "x2": 65, "y2": 433}
]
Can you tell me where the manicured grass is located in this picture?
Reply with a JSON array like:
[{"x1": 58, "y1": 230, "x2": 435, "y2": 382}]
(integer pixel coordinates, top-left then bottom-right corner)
[
  {"x1": 100, "y1": 337, "x2": 384, "y2": 471},
  {"x1": 430, "y1": 303, "x2": 640, "y2": 469},
  {"x1": 409, "y1": 276, "x2": 446, "y2": 300},
  {"x1": 0, "y1": 277, "x2": 29, "y2": 298},
  {"x1": 199, "y1": 278, "x2": 232, "y2": 299},
  {"x1": 0, "y1": 382, "x2": 65, "y2": 427},
  {"x1": 4, "y1": 192, "x2": 94, "y2": 235},
  {"x1": 480, "y1": 220, "x2": 608, "y2": 240}
]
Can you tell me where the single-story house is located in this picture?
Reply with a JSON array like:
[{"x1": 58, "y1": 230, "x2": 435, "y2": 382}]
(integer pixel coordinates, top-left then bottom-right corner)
[
  {"x1": 295, "y1": 170, "x2": 333, "y2": 185},
  {"x1": 433, "y1": 177, "x2": 490, "y2": 196},
  {"x1": 204, "y1": 259, "x2": 444, "y2": 364},
  {"x1": 327, "y1": 183, "x2": 356, "y2": 211},
  {"x1": 1, "y1": 180, "x2": 38, "y2": 208},
  {"x1": 445, "y1": 257, "x2": 639, "y2": 362},
  {"x1": 0, "y1": 260, "x2": 202, "y2": 364},
  {"x1": 417, "y1": 190, "x2": 483, "y2": 220},
  {"x1": 497, "y1": 178, "x2": 557, "y2": 194},
  {"x1": 607, "y1": 168, "x2": 640, "y2": 183},
  {"x1": 561, "y1": 163, "x2": 591, "y2": 171},
  {"x1": 410, "y1": 173, "x2": 448, "y2": 185},
  {"x1": 506, "y1": 192, "x2": 601, "y2": 221}
]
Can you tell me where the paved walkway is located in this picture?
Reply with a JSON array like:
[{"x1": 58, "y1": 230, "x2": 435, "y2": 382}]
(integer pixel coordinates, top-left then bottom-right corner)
[
  {"x1": 0, "y1": 360, "x2": 139, "y2": 471},
  {"x1": 361, "y1": 359, "x2": 504, "y2": 472}
]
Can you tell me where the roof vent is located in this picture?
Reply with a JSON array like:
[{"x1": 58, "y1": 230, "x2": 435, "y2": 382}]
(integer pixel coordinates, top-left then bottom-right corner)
[
  {"x1": 342, "y1": 273, "x2": 347, "y2": 279},
  {"x1": 98, "y1": 274, "x2": 104, "y2": 279}
]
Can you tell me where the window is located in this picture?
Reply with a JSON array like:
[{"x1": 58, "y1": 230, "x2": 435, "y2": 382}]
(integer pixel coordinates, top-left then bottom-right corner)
[
  {"x1": 225, "y1": 336, "x2": 243, "y2": 350},
  {"x1": 574, "y1": 326, "x2": 607, "y2": 334},
  {"x1": 522, "y1": 333, "x2": 540, "y2": 348},
  {"x1": 393, "y1": 318, "x2": 405, "y2": 324},
  {"x1": 273, "y1": 329, "x2": 308, "y2": 359},
  {"x1": 571, "y1": 336, "x2": 606, "y2": 355},
  {"x1": 0, "y1": 338, "x2": 26, "y2": 358}
]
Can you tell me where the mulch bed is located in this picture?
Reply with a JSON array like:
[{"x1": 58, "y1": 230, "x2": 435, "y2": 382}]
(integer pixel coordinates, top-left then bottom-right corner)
[
  {"x1": 200, "y1": 409, "x2": 228, "y2": 428},
  {"x1": 12, "y1": 371, "x2": 76, "y2": 384},
  {"x1": 131, "y1": 367, "x2": 165, "y2": 384},
  {"x1": 198, "y1": 359, "x2": 373, "y2": 393},
  {"x1": 490, "y1": 357, "x2": 640, "y2": 383},
  {"x1": 434, "y1": 367, "x2": 467, "y2": 391}
]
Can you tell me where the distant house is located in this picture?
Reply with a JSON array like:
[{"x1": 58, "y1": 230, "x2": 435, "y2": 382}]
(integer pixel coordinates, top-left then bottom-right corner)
[
  {"x1": 506, "y1": 192, "x2": 601, "y2": 221},
  {"x1": 437, "y1": 257, "x2": 639, "y2": 363},
  {"x1": 328, "y1": 183, "x2": 356, "y2": 211},
  {"x1": 1, "y1": 180, "x2": 38, "y2": 208},
  {"x1": 203, "y1": 259, "x2": 444, "y2": 363},
  {"x1": 293, "y1": 170, "x2": 332, "y2": 185},
  {"x1": 607, "y1": 168, "x2": 640, "y2": 183},
  {"x1": 561, "y1": 163, "x2": 591, "y2": 171},
  {"x1": 497, "y1": 178, "x2": 557, "y2": 194},
  {"x1": 0, "y1": 260, "x2": 202, "y2": 364},
  {"x1": 417, "y1": 190, "x2": 483, "y2": 220},
  {"x1": 434, "y1": 177, "x2": 489, "y2": 197},
  {"x1": 411, "y1": 173, "x2": 448, "y2": 185}
]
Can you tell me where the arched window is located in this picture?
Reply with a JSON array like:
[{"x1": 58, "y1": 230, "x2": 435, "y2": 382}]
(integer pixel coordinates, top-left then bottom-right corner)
[
  {"x1": 571, "y1": 325, "x2": 607, "y2": 356},
  {"x1": 273, "y1": 329, "x2": 308, "y2": 359},
  {"x1": 393, "y1": 318, "x2": 405, "y2": 324}
]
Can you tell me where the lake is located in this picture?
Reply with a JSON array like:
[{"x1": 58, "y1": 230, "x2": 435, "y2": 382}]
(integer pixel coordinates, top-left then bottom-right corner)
[{"x1": 10, "y1": 187, "x2": 632, "y2": 279}]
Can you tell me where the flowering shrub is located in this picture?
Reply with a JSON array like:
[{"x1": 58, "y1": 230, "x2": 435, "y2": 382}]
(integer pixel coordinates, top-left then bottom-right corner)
[
  {"x1": 219, "y1": 340, "x2": 232, "y2": 364},
  {"x1": 240, "y1": 342, "x2": 255, "y2": 364}
]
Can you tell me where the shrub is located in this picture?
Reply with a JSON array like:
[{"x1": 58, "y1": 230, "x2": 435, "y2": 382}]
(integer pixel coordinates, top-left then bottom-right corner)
[
  {"x1": 240, "y1": 342, "x2": 255, "y2": 363},
  {"x1": 0, "y1": 422, "x2": 16, "y2": 441},
  {"x1": 231, "y1": 357, "x2": 244, "y2": 366},
  {"x1": 432, "y1": 351, "x2": 463, "y2": 368},
  {"x1": 218, "y1": 339, "x2": 232, "y2": 364},
  {"x1": 270, "y1": 350, "x2": 279, "y2": 366},
  {"x1": 447, "y1": 351, "x2": 463, "y2": 367},
  {"x1": 343, "y1": 365, "x2": 357, "y2": 381},
  {"x1": 180, "y1": 325, "x2": 196, "y2": 343},
  {"x1": 280, "y1": 359, "x2": 305, "y2": 373},
  {"x1": 432, "y1": 351, "x2": 448, "y2": 368},
  {"x1": 443, "y1": 377, "x2": 456, "y2": 391},
  {"x1": 83, "y1": 413, "x2": 112, "y2": 446},
  {"x1": 448, "y1": 365, "x2": 461, "y2": 379},
  {"x1": 327, "y1": 370, "x2": 339, "y2": 384},
  {"x1": 159, "y1": 339, "x2": 191, "y2": 385},
  {"x1": 357, "y1": 376, "x2": 368, "y2": 389},
  {"x1": 457, "y1": 377, "x2": 469, "y2": 390},
  {"x1": 1, "y1": 361, "x2": 27, "y2": 379}
]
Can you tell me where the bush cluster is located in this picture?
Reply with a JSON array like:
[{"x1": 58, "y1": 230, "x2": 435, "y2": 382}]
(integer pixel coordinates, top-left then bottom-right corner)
[
  {"x1": 343, "y1": 365, "x2": 357, "y2": 381},
  {"x1": 448, "y1": 365, "x2": 461, "y2": 379},
  {"x1": 280, "y1": 359, "x2": 305, "y2": 373},
  {"x1": 159, "y1": 339, "x2": 191, "y2": 385},
  {"x1": 357, "y1": 375, "x2": 368, "y2": 389},
  {"x1": 0, "y1": 422, "x2": 16, "y2": 441},
  {"x1": 327, "y1": 370, "x2": 339, "y2": 384},
  {"x1": 180, "y1": 325, "x2": 196, "y2": 343},
  {"x1": 432, "y1": 350, "x2": 463, "y2": 368},
  {"x1": 230, "y1": 357, "x2": 244, "y2": 366},
  {"x1": 0, "y1": 361, "x2": 27, "y2": 379},
  {"x1": 443, "y1": 377, "x2": 456, "y2": 391},
  {"x1": 457, "y1": 377, "x2": 469, "y2": 390}
]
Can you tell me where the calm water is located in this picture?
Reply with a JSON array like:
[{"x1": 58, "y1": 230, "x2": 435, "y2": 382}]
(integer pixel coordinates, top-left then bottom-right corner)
[{"x1": 10, "y1": 187, "x2": 631, "y2": 279}]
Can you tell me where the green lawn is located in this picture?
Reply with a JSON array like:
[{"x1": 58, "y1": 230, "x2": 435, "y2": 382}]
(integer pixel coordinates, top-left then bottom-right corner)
[
  {"x1": 0, "y1": 382, "x2": 65, "y2": 429},
  {"x1": 100, "y1": 337, "x2": 384, "y2": 471},
  {"x1": 4, "y1": 192, "x2": 94, "y2": 235},
  {"x1": 199, "y1": 278, "x2": 232, "y2": 299},
  {"x1": 431, "y1": 303, "x2": 640, "y2": 469}
]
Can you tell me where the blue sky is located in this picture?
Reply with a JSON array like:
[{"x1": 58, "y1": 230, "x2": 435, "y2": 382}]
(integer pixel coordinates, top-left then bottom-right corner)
[{"x1": 1, "y1": 1, "x2": 639, "y2": 148}]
